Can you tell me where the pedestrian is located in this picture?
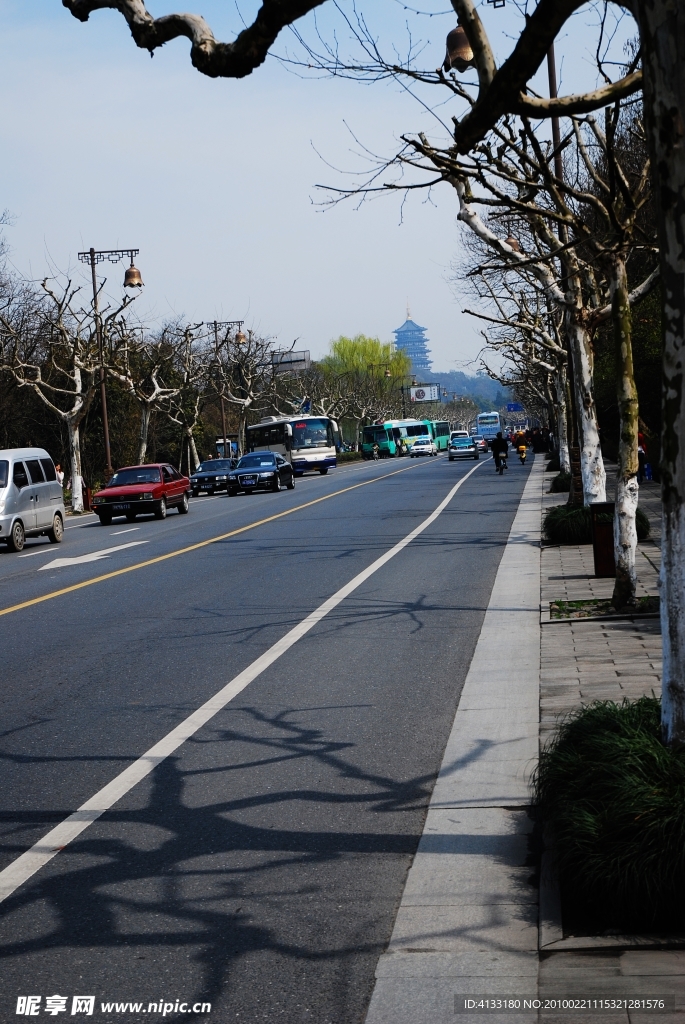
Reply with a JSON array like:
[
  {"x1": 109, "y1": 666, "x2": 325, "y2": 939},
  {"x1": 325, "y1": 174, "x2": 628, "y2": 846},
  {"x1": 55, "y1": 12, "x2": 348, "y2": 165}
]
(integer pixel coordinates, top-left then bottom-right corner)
[{"x1": 55, "y1": 463, "x2": 64, "y2": 487}]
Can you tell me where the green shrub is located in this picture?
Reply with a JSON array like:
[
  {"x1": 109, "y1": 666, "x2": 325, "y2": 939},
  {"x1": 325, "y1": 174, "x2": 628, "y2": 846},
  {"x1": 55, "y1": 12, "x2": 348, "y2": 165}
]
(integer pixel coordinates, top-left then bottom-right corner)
[
  {"x1": 543, "y1": 504, "x2": 650, "y2": 544},
  {"x1": 550, "y1": 472, "x2": 571, "y2": 493},
  {"x1": 534, "y1": 697, "x2": 685, "y2": 930},
  {"x1": 546, "y1": 455, "x2": 561, "y2": 472}
]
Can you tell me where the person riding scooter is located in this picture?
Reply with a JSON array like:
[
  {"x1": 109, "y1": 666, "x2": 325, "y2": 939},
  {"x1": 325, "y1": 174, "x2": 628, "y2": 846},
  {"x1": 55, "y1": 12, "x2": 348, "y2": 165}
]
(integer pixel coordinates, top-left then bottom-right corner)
[{"x1": 491, "y1": 431, "x2": 509, "y2": 473}]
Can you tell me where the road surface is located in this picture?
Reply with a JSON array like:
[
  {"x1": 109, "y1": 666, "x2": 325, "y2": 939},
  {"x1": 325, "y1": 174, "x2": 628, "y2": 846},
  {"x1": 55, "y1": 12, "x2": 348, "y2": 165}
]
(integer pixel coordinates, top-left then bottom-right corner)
[{"x1": 0, "y1": 454, "x2": 529, "y2": 1022}]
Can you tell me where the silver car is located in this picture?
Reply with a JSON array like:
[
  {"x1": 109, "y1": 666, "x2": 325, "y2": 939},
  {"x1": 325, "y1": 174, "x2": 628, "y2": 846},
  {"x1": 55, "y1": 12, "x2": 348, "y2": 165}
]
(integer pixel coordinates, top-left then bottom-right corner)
[{"x1": 0, "y1": 448, "x2": 65, "y2": 552}]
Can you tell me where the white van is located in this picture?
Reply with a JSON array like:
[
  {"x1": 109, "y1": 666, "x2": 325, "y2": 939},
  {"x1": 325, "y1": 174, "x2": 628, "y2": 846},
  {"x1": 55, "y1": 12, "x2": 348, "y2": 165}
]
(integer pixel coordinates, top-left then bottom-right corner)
[{"x1": 0, "y1": 448, "x2": 66, "y2": 552}]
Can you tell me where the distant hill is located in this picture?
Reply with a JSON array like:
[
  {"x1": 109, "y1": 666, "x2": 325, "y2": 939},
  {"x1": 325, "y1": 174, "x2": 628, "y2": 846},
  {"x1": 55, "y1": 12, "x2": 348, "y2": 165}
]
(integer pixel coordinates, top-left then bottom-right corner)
[{"x1": 420, "y1": 369, "x2": 511, "y2": 411}]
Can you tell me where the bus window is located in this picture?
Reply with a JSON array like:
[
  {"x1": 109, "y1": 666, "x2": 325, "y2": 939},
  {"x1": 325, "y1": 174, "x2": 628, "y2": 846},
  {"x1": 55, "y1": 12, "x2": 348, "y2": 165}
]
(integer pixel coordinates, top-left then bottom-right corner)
[{"x1": 248, "y1": 423, "x2": 287, "y2": 449}]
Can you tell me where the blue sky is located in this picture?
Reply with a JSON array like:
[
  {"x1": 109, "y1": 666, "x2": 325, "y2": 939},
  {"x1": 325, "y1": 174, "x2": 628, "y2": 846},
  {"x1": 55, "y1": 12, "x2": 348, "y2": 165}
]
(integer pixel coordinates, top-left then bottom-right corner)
[{"x1": 0, "y1": 1, "x2": 636, "y2": 370}]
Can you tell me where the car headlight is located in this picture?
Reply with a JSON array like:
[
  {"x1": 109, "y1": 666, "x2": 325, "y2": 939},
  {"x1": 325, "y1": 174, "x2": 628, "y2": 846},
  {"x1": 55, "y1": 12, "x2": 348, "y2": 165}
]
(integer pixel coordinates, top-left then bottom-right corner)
[
  {"x1": 259, "y1": 472, "x2": 275, "y2": 478},
  {"x1": 142, "y1": 491, "x2": 153, "y2": 499},
  {"x1": 92, "y1": 495, "x2": 103, "y2": 504},
  {"x1": 216, "y1": 475, "x2": 227, "y2": 481}
]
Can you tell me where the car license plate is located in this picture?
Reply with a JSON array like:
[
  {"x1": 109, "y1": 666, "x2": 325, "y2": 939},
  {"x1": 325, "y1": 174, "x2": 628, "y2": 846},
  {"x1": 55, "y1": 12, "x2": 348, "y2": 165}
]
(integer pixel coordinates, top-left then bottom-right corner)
[
  {"x1": 241, "y1": 476, "x2": 257, "y2": 486},
  {"x1": 112, "y1": 503, "x2": 130, "y2": 510}
]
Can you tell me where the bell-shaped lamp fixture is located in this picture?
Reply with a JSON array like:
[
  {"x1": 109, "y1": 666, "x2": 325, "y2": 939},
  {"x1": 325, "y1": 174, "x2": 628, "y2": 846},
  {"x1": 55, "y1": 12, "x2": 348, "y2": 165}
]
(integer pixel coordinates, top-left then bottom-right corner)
[
  {"x1": 124, "y1": 260, "x2": 144, "y2": 288},
  {"x1": 384, "y1": 368, "x2": 392, "y2": 378},
  {"x1": 444, "y1": 25, "x2": 475, "y2": 73},
  {"x1": 411, "y1": 376, "x2": 418, "y2": 387},
  {"x1": 235, "y1": 329, "x2": 246, "y2": 344}
]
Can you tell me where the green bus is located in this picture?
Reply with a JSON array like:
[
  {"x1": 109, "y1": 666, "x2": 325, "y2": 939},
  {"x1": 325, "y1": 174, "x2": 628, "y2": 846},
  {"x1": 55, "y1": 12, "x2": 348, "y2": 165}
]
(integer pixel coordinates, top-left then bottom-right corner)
[
  {"x1": 361, "y1": 419, "x2": 426, "y2": 458},
  {"x1": 421, "y1": 419, "x2": 451, "y2": 452}
]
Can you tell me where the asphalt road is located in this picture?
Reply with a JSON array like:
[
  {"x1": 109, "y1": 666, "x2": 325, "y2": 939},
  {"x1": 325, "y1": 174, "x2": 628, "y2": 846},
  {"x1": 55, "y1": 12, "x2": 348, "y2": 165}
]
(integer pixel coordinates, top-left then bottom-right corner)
[{"x1": 0, "y1": 454, "x2": 530, "y2": 1023}]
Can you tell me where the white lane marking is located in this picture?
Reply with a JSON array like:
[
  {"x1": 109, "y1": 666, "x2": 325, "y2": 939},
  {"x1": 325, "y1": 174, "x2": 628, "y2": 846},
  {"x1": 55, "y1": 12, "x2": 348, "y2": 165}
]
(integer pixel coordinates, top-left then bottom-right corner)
[
  {"x1": 110, "y1": 527, "x2": 140, "y2": 536},
  {"x1": 0, "y1": 459, "x2": 484, "y2": 904},
  {"x1": 37, "y1": 541, "x2": 148, "y2": 571},
  {"x1": 18, "y1": 547, "x2": 53, "y2": 558}
]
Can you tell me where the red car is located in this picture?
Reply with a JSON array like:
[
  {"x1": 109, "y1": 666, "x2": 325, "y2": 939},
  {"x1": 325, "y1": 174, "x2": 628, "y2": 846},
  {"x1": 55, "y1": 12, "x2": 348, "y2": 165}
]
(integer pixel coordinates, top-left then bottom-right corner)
[{"x1": 92, "y1": 464, "x2": 190, "y2": 525}]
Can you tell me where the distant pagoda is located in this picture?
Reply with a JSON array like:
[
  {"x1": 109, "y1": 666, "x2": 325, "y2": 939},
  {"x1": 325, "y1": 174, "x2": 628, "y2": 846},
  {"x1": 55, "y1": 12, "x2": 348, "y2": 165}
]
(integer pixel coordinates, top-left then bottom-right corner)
[{"x1": 392, "y1": 308, "x2": 432, "y2": 374}]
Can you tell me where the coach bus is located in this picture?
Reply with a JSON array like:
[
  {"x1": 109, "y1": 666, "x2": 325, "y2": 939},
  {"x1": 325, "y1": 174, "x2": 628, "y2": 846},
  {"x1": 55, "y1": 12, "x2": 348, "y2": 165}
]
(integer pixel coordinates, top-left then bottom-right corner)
[
  {"x1": 246, "y1": 415, "x2": 339, "y2": 475},
  {"x1": 475, "y1": 411, "x2": 505, "y2": 445}
]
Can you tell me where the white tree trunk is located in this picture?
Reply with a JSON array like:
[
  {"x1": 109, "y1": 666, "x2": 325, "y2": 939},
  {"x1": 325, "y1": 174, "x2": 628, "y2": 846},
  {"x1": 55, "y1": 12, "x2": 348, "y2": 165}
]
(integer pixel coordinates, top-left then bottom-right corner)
[
  {"x1": 566, "y1": 315, "x2": 606, "y2": 504},
  {"x1": 614, "y1": 475, "x2": 639, "y2": 602},
  {"x1": 610, "y1": 255, "x2": 640, "y2": 609},
  {"x1": 68, "y1": 419, "x2": 83, "y2": 513},
  {"x1": 187, "y1": 430, "x2": 200, "y2": 472},
  {"x1": 555, "y1": 367, "x2": 571, "y2": 474},
  {"x1": 138, "y1": 404, "x2": 151, "y2": 464},
  {"x1": 635, "y1": 0, "x2": 685, "y2": 741}
]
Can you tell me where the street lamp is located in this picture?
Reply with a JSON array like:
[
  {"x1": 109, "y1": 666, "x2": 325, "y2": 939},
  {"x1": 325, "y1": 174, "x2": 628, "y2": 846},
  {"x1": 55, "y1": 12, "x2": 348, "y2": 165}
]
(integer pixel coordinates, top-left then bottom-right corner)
[
  {"x1": 77, "y1": 247, "x2": 142, "y2": 478},
  {"x1": 206, "y1": 320, "x2": 244, "y2": 458}
]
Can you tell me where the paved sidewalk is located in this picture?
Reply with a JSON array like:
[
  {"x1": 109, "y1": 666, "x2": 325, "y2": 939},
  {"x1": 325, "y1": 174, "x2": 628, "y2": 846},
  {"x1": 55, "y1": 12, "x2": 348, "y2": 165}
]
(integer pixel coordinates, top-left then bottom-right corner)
[
  {"x1": 363, "y1": 457, "x2": 682, "y2": 1023},
  {"x1": 364, "y1": 458, "x2": 543, "y2": 1023},
  {"x1": 538, "y1": 465, "x2": 685, "y2": 1020}
]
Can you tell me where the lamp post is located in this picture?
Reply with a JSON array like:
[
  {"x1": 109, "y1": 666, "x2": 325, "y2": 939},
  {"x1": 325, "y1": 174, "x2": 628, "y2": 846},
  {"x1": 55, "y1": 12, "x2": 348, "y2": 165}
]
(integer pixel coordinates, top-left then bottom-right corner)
[
  {"x1": 206, "y1": 320, "x2": 244, "y2": 458},
  {"x1": 77, "y1": 247, "x2": 142, "y2": 478}
]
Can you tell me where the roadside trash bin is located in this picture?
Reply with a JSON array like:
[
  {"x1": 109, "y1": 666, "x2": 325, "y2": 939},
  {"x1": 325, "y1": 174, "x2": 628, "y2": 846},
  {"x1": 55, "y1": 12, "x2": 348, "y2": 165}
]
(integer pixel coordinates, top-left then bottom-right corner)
[{"x1": 590, "y1": 502, "x2": 616, "y2": 578}]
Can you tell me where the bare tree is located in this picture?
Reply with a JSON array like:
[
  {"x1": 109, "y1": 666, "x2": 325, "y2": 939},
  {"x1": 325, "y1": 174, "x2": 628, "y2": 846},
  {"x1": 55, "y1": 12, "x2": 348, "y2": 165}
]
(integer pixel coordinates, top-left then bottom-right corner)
[
  {"x1": 0, "y1": 274, "x2": 134, "y2": 511},
  {"x1": 213, "y1": 330, "x2": 278, "y2": 455},
  {"x1": 107, "y1": 322, "x2": 185, "y2": 463}
]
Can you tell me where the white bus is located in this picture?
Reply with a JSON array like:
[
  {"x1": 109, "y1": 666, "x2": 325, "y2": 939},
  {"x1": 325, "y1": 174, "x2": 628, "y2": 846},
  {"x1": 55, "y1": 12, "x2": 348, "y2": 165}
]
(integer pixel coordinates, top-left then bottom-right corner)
[
  {"x1": 246, "y1": 415, "x2": 339, "y2": 475},
  {"x1": 475, "y1": 411, "x2": 505, "y2": 444}
]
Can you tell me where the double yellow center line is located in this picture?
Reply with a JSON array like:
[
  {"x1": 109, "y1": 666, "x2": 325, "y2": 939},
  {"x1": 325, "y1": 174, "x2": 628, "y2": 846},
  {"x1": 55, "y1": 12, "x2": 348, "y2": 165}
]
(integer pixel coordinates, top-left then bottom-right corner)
[{"x1": 0, "y1": 461, "x2": 429, "y2": 619}]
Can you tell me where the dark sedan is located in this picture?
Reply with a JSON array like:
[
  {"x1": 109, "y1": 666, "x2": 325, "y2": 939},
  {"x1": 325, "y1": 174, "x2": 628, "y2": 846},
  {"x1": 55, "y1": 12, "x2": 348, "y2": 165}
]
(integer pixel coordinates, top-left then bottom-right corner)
[
  {"x1": 92, "y1": 464, "x2": 190, "y2": 524},
  {"x1": 228, "y1": 453, "x2": 295, "y2": 495},
  {"x1": 190, "y1": 458, "x2": 236, "y2": 496}
]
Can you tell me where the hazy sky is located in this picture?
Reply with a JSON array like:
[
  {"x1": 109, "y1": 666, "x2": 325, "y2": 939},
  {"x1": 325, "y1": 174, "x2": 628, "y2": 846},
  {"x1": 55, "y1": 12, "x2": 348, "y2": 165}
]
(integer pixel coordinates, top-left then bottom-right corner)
[{"x1": 1, "y1": 1, "x2": 635, "y2": 370}]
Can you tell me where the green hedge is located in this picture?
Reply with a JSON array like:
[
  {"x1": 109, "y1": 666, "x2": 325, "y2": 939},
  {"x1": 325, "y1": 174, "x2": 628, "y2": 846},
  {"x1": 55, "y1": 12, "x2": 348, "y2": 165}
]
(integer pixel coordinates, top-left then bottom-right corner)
[
  {"x1": 534, "y1": 697, "x2": 685, "y2": 931},
  {"x1": 546, "y1": 455, "x2": 561, "y2": 472},
  {"x1": 543, "y1": 503, "x2": 650, "y2": 544},
  {"x1": 549, "y1": 472, "x2": 571, "y2": 493}
]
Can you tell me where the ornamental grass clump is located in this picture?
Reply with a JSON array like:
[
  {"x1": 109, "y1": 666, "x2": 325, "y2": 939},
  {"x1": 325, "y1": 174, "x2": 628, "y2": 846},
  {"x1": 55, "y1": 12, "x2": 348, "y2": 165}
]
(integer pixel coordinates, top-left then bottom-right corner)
[
  {"x1": 549, "y1": 472, "x2": 571, "y2": 493},
  {"x1": 546, "y1": 455, "x2": 561, "y2": 472},
  {"x1": 543, "y1": 504, "x2": 650, "y2": 544},
  {"x1": 534, "y1": 697, "x2": 685, "y2": 931}
]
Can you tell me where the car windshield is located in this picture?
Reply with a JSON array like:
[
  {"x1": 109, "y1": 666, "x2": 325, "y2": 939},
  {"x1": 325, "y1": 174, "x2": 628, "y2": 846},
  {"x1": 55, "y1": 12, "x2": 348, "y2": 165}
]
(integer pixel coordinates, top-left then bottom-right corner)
[
  {"x1": 237, "y1": 454, "x2": 275, "y2": 469},
  {"x1": 452, "y1": 438, "x2": 473, "y2": 447},
  {"x1": 414, "y1": 437, "x2": 430, "y2": 444},
  {"x1": 196, "y1": 460, "x2": 233, "y2": 473},
  {"x1": 472, "y1": 435, "x2": 484, "y2": 441},
  {"x1": 0, "y1": 460, "x2": 7, "y2": 489},
  {"x1": 107, "y1": 467, "x2": 161, "y2": 487}
]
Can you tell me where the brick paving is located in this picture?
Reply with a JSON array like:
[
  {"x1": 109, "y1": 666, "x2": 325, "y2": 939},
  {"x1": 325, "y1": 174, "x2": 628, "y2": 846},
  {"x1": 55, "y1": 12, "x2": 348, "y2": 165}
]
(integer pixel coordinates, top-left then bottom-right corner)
[
  {"x1": 540, "y1": 468, "x2": 662, "y2": 748},
  {"x1": 536, "y1": 464, "x2": 684, "y2": 1019}
]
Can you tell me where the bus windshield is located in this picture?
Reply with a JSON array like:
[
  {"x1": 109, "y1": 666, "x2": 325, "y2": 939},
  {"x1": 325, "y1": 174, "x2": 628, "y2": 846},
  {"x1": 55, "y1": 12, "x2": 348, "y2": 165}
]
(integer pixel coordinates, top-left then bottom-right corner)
[
  {"x1": 478, "y1": 414, "x2": 499, "y2": 424},
  {"x1": 292, "y1": 419, "x2": 332, "y2": 449}
]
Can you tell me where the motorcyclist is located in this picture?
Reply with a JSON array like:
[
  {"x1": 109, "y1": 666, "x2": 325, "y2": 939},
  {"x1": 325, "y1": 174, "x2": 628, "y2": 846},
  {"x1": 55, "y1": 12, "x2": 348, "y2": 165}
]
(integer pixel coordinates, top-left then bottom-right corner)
[{"x1": 490, "y1": 431, "x2": 509, "y2": 472}]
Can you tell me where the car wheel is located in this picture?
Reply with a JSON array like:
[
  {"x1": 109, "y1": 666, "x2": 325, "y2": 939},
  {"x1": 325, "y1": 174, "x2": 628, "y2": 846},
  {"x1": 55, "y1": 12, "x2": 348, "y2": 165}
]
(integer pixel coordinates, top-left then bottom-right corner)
[
  {"x1": 287, "y1": 475, "x2": 295, "y2": 490},
  {"x1": 192, "y1": 489, "x2": 199, "y2": 498},
  {"x1": 319, "y1": 466, "x2": 329, "y2": 475},
  {"x1": 126, "y1": 512, "x2": 137, "y2": 522},
  {"x1": 228, "y1": 488, "x2": 237, "y2": 497},
  {"x1": 273, "y1": 476, "x2": 282, "y2": 492},
  {"x1": 7, "y1": 520, "x2": 25, "y2": 552},
  {"x1": 47, "y1": 513, "x2": 64, "y2": 544},
  {"x1": 474, "y1": 453, "x2": 479, "y2": 460},
  {"x1": 178, "y1": 492, "x2": 189, "y2": 514},
  {"x1": 154, "y1": 496, "x2": 167, "y2": 520},
  {"x1": 99, "y1": 512, "x2": 112, "y2": 526},
  {"x1": 449, "y1": 457, "x2": 454, "y2": 462}
]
